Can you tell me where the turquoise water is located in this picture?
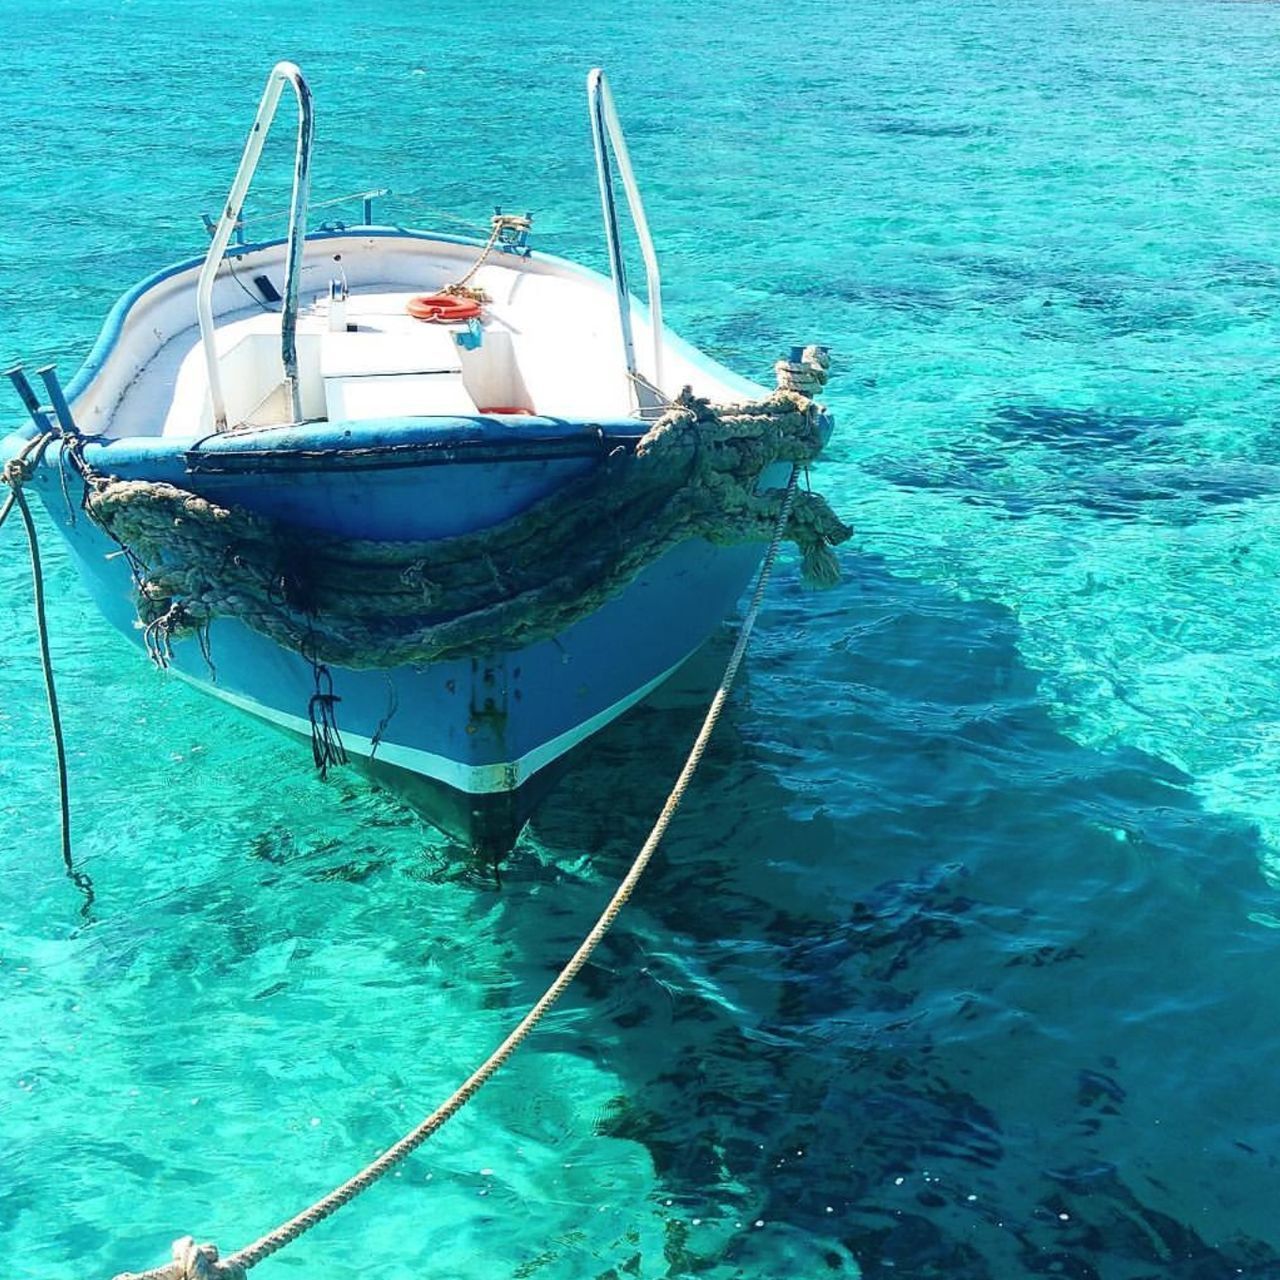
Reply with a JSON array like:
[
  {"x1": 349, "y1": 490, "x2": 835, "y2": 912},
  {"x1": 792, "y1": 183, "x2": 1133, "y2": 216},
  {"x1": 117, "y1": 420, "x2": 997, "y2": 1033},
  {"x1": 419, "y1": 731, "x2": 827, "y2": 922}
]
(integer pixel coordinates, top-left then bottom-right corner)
[{"x1": 3, "y1": 0, "x2": 1280, "y2": 1274}]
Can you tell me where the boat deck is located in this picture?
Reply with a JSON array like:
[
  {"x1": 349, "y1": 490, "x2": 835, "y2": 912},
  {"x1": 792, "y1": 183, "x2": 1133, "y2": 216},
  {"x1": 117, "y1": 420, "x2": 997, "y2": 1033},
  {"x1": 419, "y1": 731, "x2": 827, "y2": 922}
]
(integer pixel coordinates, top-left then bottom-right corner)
[
  {"x1": 77, "y1": 233, "x2": 766, "y2": 444},
  {"x1": 112, "y1": 263, "x2": 630, "y2": 437}
]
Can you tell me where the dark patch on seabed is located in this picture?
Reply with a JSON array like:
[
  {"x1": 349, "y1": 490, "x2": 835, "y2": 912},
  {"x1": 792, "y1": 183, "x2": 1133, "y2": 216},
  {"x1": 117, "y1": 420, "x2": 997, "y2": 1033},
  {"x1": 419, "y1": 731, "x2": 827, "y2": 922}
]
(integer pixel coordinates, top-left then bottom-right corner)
[
  {"x1": 778, "y1": 274, "x2": 958, "y2": 316},
  {"x1": 520, "y1": 561, "x2": 1280, "y2": 1279},
  {"x1": 869, "y1": 402, "x2": 1280, "y2": 525},
  {"x1": 865, "y1": 118, "x2": 985, "y2": 139},
  {"x1": 987, "y1": 406, "x2": 1184, "y2": 459}
]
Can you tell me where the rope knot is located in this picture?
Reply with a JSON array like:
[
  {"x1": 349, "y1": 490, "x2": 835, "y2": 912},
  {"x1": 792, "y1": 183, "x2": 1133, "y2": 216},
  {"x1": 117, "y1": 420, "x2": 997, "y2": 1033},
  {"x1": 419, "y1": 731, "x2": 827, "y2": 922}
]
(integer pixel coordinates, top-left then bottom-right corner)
[
  {"x1": 774, "y1": 345, "x2": 831, "y2": 400},
  {"x1": 2, "y1": 454, "x2": 34, "y2": 489},
  {"x1": 491, "y1": 211, "x2": 533, "y2": 236},
  {"x1": 175, "y1": 1237, "x2": 242, "y2": 1280},
  {"x1": 140, "y1": 598, "x2": 203, "y2": 669},
  {"x1": 112, "y1": 1235, "x2": 244, "y2": 1280},
  {"x1": 399, "y1": 559, "x2": 439, "y2": 606}
]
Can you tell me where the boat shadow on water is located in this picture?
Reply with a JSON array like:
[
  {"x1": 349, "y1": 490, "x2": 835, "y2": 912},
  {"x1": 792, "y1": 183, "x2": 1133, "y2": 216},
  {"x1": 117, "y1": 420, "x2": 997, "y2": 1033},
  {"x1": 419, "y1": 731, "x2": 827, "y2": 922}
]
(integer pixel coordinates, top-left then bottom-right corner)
[{"x1": 477, "y1": 556, "x2": 1280, "y2": 1280}]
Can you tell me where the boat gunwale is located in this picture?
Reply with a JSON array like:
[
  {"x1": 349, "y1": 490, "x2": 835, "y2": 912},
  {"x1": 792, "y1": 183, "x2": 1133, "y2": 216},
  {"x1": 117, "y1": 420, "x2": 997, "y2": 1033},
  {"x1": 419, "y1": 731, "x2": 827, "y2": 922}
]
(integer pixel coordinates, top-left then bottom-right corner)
[
  {"x1": 81, "y1": 416, "x2": 651, "y2": 476},
  {"x1": 1, "y1": 225, "x2": 770, "y2": 455}
]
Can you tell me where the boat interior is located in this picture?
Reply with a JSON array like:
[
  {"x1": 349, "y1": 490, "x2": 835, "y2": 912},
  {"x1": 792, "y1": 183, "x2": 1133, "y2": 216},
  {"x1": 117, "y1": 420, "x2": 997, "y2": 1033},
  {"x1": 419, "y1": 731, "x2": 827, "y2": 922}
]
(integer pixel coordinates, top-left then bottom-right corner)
[
  {"x1": 73, "y1": 232, "x2": 759, "y2": 442},
  {"x1": 52, "y1": 64, "x2": 763, "y2": 445}
]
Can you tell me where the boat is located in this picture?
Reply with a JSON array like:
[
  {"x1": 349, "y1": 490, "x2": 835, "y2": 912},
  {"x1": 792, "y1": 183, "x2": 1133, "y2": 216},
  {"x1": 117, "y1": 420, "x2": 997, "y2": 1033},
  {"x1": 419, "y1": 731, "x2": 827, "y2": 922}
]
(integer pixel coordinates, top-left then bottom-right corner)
[{"x1": 1, "y1": 62, "x2": 847, "y2": 853}]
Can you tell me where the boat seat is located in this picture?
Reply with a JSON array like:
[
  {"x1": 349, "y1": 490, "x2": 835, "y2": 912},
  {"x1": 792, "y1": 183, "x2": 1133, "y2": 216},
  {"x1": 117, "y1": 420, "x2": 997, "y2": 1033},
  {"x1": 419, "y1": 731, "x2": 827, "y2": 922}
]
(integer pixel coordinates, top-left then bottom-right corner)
[{"x1": 321, "y1": 327, "x2": 477, "y2": 421}]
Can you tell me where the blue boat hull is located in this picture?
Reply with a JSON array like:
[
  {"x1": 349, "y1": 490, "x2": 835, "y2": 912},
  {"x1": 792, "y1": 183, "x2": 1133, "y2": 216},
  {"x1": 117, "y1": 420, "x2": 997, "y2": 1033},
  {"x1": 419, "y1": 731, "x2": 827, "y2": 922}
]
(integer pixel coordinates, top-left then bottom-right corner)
[{"x1": 18, "y1": 418, "x2": 797, "y2": 841}]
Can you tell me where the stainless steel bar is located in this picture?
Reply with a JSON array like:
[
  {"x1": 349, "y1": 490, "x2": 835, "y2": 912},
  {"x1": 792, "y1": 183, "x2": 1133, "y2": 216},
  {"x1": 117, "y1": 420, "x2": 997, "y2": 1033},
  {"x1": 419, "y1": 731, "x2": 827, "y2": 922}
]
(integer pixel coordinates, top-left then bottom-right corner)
[
  {"x1": 35, "y1": 366, "x2": 78, "y2": 436},
  {"x1": 586, "y1": 69, "x2": 666, "y2": 404},
  {"x1": 587, "y1": 69, "x2": 637, "y2": 394},
  {"x1": 196, "y1": 61, "x2": 314, "y2": 430}
]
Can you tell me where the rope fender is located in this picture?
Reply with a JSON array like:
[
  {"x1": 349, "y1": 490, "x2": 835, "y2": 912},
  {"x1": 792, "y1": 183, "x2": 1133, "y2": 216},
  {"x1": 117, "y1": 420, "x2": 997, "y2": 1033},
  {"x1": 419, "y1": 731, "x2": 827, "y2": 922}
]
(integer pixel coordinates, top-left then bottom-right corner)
[{"x1": 81, "y1": 352, "x2": 848, "y2": 673}]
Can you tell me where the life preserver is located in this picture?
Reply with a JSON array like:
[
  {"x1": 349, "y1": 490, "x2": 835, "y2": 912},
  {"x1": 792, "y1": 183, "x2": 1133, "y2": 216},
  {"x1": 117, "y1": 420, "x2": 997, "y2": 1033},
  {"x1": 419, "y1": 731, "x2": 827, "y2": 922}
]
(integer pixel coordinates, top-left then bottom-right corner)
[{"x1": 406, "y1": 292, "x2": 482, "y2": 323}]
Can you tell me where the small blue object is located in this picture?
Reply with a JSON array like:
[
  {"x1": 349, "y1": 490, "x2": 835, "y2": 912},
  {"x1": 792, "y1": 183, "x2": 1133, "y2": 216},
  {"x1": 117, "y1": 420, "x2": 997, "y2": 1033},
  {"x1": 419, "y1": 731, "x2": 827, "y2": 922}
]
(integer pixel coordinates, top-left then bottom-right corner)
[
  {"x1": 789, "y1": 345, "x2": 804, "y2": 362},
  {"x1": 455, "y1": 318, "x2": 484, "y2": 351},
  {"x1": 493, "y1": 205, "x2": 533, "y2": 258}
]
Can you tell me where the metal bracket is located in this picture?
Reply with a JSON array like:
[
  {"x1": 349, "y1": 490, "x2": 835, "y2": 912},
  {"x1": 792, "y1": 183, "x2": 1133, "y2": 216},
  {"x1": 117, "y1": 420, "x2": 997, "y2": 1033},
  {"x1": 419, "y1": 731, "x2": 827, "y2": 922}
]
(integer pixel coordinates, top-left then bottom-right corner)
[
  {"x1": 493, "y1": 206, "x2": 533, "y2": 258},
  {"x1": 201, "y1": 211, "x2": 246, "y2": 245}
]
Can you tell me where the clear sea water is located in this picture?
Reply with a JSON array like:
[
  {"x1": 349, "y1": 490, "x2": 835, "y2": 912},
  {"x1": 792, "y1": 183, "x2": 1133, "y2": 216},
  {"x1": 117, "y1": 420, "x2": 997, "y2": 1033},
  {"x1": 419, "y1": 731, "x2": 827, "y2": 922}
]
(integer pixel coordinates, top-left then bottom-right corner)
[{"x1": 2, "y1": 0, "x2": 1280, "y2": 1276}]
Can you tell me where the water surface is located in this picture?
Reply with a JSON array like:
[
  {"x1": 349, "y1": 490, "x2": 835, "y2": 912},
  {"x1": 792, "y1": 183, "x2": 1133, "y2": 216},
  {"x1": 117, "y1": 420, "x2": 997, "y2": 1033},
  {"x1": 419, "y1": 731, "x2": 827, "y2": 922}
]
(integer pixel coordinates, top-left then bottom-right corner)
[{"x1": 2, "y1": 0, "x2": 1279, "y2": 1275}]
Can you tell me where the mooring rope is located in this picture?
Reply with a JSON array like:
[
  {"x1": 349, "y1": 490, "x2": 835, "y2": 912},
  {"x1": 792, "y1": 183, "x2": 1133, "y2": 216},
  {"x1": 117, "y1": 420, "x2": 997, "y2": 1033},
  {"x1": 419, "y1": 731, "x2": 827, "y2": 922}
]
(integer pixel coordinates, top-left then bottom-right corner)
[
  {"x1": 441, "y1": 211, "x2": 533, "y2": 304},
  {"x1": 1, "y1": 433, "x2": 95, "y2": 916},
  {"x1": 112, "y1": 466, "x2": 801, "y2": 1280}
]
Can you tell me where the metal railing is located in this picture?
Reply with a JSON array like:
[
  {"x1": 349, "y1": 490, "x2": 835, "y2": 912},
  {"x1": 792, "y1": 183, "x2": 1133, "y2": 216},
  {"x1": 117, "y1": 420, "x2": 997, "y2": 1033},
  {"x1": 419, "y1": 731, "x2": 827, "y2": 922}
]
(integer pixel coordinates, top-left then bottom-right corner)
[
  {"x1": 586, "y1": 69, "x2": 665, "y2": 407},
  {"x1": 203, "y1": 187, "x2": 387, "y2": 242},
  {"x1": 196, "y1": 61, "x2": 314, "y2": 431}
]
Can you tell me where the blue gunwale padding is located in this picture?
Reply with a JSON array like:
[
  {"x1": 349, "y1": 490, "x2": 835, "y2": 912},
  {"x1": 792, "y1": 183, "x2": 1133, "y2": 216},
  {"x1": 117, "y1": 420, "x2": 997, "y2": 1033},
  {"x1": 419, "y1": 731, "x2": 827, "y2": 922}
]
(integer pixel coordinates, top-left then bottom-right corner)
[
  {"x1": 53, "y1": 405, "x2": 830, "y2": 542},
  {"x1": 141, "y1": 415, "x2": 643, "y2": 475}
]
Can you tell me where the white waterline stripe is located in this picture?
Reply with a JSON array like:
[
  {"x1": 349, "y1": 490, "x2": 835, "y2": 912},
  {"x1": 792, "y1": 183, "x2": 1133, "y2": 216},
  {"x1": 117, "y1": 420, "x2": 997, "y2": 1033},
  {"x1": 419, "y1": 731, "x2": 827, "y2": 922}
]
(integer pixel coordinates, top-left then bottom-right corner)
[{"x1": 167, "y1": 652, "x2": 694, "y2": 794}]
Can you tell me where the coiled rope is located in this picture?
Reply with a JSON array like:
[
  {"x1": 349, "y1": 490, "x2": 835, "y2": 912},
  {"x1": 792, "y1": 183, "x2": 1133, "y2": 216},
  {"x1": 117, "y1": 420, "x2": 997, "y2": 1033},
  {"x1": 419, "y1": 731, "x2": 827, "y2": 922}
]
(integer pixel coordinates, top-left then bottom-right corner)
[
  {"x1": 112, "y1": 466, "x2": 801, "y2": 1280},
  {"x1": 1, "y1": 432, "x2": 94, "y2": 915}
]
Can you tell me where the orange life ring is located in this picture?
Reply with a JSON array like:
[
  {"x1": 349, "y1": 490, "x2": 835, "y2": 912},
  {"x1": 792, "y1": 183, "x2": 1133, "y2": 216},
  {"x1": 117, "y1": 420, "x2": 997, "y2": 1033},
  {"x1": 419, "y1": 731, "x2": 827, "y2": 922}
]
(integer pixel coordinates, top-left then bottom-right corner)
[{"x1": 406, "y1": 292, "x2": 482, "y2": 323}]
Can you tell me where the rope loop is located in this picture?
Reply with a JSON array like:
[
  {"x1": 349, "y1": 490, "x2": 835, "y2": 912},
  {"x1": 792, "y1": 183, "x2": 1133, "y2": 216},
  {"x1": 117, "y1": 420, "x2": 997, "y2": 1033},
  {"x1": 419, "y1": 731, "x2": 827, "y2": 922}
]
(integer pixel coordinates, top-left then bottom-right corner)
[
  {"x1": 307, "y1": 661, "x2": 348, "y2": 778},
  {"x1": 1, "y1": 432, "x2": 56, "y2": 528},
  {"x1": 2, "y1": 453, "x2": 34, "y2": 489}
]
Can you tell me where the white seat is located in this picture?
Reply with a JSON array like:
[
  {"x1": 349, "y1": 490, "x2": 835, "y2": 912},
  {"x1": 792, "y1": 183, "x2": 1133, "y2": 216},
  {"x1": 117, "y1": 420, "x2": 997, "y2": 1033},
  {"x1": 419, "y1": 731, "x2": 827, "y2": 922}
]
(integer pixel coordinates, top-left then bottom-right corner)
[
  {"x1": 320, "y1": 328, "x2": 462, "y2": 378},
  {"x1": 321, "y1": 326, "x2": 476, "y2": 421},
  {"x1": 324, "y1": 372, "x2": 477, "y2": 420}
]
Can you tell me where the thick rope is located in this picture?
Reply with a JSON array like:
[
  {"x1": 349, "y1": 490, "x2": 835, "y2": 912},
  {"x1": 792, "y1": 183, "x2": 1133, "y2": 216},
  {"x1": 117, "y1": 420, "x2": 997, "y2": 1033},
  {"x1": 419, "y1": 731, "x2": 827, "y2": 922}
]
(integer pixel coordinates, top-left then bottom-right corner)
[
  {"x1": 83, "y1": 379, "x2": 849, "y2": 674},
  {"x1": 1, "y1": 434, "x2": 95, "y2": 915},
  {"x1": 775, "y1": 344, "x2": 831, "y2": 399},
  {"x1": 112, "y1": 467, "x2": 801, "y2": 1280}
]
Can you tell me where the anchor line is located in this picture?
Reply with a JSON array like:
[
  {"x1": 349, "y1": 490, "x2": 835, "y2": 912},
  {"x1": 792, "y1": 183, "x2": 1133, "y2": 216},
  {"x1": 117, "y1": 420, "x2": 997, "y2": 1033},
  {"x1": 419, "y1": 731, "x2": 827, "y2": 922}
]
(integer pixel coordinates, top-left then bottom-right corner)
[
  {"x1": 439, "y1": 211, "x2": 533, "y2": 305},
  {"x1": 1, "y1": 433, "x2": 95, "y2": 916},
  {"x1": 112, "y1": 465, "x2": 803, "y2": 1280}
]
